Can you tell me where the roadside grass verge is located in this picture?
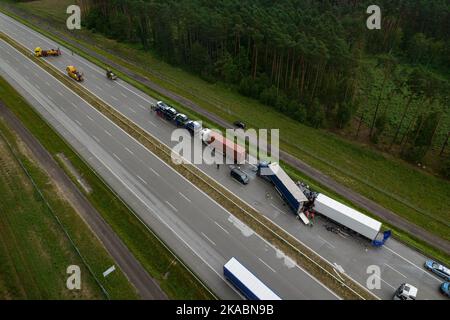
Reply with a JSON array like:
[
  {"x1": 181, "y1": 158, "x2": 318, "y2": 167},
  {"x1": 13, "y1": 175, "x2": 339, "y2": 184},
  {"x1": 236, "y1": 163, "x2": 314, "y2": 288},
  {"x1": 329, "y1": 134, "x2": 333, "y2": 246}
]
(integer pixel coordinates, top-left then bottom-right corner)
[
  {"x1": 0, "y1": 74, "x2": 214, "y2": 299},
  {"x1": 0, "y1": 117, "x2": 137, "y2": 299},
  {"x1": 1, "y1": 2, "x2": 448, "y2": 247}
]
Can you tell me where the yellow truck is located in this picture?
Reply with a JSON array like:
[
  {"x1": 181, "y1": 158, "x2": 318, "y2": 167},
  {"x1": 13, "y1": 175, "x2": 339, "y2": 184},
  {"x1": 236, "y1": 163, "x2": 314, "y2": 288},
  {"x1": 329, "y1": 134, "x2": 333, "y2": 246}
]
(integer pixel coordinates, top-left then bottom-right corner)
[
  {"x1": 66, "y1": 66, "x2": 84, "y2": 82},
  {"x1": 34, "y1": 47, "x2": 61, "y2": 57}
]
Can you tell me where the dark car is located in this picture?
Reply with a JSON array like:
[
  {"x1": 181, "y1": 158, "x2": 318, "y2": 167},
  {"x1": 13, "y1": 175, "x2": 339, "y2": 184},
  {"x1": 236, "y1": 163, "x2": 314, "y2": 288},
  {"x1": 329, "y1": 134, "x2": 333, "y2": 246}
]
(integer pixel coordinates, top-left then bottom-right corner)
[
  {"x1": 175, "y1": 113, "x2": 189, "y2": 126},
  {"x1": 164, "y1": 107, "x2": 178, "y2": 120},
  {"x1": 441, "y1": 282, "x2": 450, "y2": 298},
  {"x1": 230, "y1": 167, "x2": 249, "y2": 185},
  {"x1": 233, "y1": 120, "x2": 246, "y2": 129}
]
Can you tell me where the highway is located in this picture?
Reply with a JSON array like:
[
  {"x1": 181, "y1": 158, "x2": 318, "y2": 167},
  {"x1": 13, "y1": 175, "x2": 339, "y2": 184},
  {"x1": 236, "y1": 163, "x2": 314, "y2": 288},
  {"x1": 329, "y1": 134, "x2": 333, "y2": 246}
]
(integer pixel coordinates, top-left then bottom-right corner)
[
  {"x1": 0, "y1": 12, "x2": 447, "y2": 300},
  {"x1": 0, "y1": 24, "x2": 339, "y2": 300}
]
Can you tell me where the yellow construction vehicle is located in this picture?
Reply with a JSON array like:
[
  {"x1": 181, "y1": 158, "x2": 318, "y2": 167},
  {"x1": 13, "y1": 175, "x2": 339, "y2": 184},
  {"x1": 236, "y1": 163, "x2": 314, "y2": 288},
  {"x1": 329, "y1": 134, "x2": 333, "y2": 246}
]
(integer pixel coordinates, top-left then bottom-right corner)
[
  {"x1": 34, "y1": 47, "x2": 61, "y2": 57},
  {"x1": 66, "y1": 66, "x2": 84, "y2": 82}
]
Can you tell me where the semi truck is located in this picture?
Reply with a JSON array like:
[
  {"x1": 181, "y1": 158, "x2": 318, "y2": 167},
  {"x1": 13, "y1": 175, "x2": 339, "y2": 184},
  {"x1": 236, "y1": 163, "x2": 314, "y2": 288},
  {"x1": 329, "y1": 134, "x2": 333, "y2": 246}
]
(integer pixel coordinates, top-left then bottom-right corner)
[
  {"x1": 312, "y1": 193, "x2": 391, "y2": 245},
  {"x1": 200, "y1": 128, "x2": 246, "y2": 164},
  {"x1": 257, "y1": 162, "x2": 309, "y2": 219},
  {"x1": 224, "y1": 257, "x2": 281, "y2": 300}
]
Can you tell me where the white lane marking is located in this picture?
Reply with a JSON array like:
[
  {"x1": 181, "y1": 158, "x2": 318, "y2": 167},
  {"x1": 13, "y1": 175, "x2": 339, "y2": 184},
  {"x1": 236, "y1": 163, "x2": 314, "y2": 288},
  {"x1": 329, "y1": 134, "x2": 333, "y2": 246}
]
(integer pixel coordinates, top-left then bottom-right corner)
[
  {"x1": 179, "y1": 192, "x2": 191, "y2": 202},
  {"x1": 258, "y1": 258, "x2": 276, "y2": 273},
  {"x1": 214, "y1": 221, "x2": 230, "y2": 235},
  {"x1": 111, "y1": 96, "x2": 119, "y2": 102},
  {"x1": 384, "y1": 246, "x2": 442, "y2": 283},
  {"x1": 104, "y1": 129, "x2": 112, "y2": 137},
  {"x1": 86, "y1": 115, "x2": 94, "y2": 122},
  {"x1": 116, "y1": 81, "x2": 153, "y2": 104},
  {"x1": 70, "y1": 102, "x2": 78, "y2": 109},
  {"x1": 57, "y1": 91, "x2": 63, "y2": 97},
  {"x1": 165, "y1": 200, "x2": 178, "y2": 212},
  {"x1": 92, "y1": 135, "x2": 100, "y2": 143},
  {"x1": 95, "y1": 85, "x2": 102, "y2": 91},
  {"x1": 318, "y1": 235, "x2": 336, "y2": 249},
  {"x1": 137, "y1": 175, "x2": 148, "y2": 185},
  {"x1": 201, "y1": 232, "x2": 216, "y2": 247},
  {"x1": 148, "y1": 120, "x2": 157, "y2": 127},
  {"x1": 45, "y1": 81, "x2": 51, "y2": 86},
  {"x1": 384, "y1": 263, "x2": 407, "y2": 278},
  {"x1": 130, "y1": 109, "x2": 137, "y2": 114},
  {"x1": 138, "y1": 104, "x2": 146, "y2": 110},
  {"x1": 124, "y1": 147, "x2": 134, "y2": 155},
  {"x1": 120, "y1": 92, "x2": 127, "y2": 98},
  {"x1": 74, "y1": 119, "x2": 82, "y2": 127},
  {"x1": 112, "y1": 153, "x2": 122, "y2": 162},
  {"x1": 35, "y1": 84, "x2": 40, "y2": 90},
  {"x1": 149, "y1": 167, "x2": 160, "y2": 177}
]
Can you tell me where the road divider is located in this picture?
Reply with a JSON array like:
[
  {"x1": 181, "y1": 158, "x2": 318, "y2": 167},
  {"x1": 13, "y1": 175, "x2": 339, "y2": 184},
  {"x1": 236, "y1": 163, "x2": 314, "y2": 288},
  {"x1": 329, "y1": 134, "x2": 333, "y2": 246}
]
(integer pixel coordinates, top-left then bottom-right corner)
[{"x1": 0, "y1": 31, "x2": 377, "y2": 300}]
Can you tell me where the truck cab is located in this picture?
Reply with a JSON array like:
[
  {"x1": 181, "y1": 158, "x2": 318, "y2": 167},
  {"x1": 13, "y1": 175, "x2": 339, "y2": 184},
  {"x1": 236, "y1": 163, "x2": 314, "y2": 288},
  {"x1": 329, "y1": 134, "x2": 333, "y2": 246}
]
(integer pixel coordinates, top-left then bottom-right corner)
[{"x1": 393, "y1": 283, "x2": 418, "y2": 300}]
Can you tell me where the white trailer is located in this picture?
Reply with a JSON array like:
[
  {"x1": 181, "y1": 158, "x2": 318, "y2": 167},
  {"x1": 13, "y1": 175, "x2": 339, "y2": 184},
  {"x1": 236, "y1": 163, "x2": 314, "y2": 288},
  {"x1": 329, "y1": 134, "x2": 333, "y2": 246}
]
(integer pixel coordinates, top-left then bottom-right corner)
[{"x1": 313, "y1": 193, "x2": 382, "y2": 241}]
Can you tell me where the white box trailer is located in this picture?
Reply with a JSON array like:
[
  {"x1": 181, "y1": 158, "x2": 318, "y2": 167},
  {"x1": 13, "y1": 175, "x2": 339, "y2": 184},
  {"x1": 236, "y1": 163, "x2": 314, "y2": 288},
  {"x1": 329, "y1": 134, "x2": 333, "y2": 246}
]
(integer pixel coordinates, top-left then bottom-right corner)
[{"x1": 313, "y1": 193, "x2": 382, "y2": 241}]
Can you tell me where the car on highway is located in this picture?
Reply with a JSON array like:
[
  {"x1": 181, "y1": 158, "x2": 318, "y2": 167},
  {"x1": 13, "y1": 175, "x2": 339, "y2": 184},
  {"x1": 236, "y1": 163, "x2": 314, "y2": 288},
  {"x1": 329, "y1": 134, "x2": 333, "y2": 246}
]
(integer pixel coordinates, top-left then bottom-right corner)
[
  {"x1": 233, "y1": 120, "x2": 246, "y2": 129},
  {"x1": 425, "y1": 260, "x2": 450, "y2": 281},
  {"x1": 230, "y1": 167, "x2": 249, "y2": 185},
  {"x1": 440, "y1": 282, "x2": 450, "y2": 298}
]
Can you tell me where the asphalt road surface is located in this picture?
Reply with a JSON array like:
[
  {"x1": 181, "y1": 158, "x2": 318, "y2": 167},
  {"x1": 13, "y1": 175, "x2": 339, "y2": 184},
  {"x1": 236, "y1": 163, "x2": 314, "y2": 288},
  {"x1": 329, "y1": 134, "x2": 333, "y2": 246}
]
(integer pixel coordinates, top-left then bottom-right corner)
[
  {"x1": 0, "y1": 37, "x2": 340, "y2": 300},
  {"x1": 0, "y1": 12, "x2": 447, "y2": 300}
]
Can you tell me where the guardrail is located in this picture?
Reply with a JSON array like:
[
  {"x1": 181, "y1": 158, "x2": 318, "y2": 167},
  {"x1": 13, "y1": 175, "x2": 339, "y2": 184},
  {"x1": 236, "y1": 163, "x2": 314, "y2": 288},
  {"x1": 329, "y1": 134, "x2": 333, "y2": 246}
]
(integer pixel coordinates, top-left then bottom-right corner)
[{"x1": 0, "y1": 31, "x2": 378, "y2": 300}]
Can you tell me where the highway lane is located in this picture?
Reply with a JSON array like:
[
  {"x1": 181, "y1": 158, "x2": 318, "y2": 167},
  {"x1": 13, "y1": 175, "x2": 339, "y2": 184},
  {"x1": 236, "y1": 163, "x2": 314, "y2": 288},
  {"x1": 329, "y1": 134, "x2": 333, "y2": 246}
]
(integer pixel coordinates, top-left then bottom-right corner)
[
  {"x1": 0, "y1": 12, "x2": 446, "y2": 300},
  {"x1": 0, "y1": 39, "x2": 339, "y2": 300}
]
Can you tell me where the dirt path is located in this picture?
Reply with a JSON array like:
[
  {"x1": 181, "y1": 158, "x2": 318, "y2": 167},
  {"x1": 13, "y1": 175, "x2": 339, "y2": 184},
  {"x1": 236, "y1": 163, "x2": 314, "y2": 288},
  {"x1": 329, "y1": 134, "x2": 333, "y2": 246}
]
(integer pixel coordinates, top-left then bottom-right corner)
[{"x1": 0, "y1": 101, "x2": 167, "y2": 300}]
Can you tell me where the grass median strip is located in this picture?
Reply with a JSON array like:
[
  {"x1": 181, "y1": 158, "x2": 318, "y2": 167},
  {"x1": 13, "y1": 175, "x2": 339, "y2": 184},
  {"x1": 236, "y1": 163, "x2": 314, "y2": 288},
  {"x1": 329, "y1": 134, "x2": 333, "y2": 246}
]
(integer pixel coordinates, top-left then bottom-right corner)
[
  {"x1": 0, "y1": 40, "x2": 214, "y2": 300},
  {"x1": 0, "y1": 31, "x2": 376, "y2": 300}
]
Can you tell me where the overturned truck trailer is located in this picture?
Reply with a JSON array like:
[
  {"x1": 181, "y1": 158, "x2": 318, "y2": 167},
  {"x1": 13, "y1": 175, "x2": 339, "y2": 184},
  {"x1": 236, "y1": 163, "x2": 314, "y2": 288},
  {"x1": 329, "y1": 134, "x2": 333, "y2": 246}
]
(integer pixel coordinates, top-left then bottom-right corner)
[{"x1": 313, "y1": 193, "x2": 391, "y2": 246}]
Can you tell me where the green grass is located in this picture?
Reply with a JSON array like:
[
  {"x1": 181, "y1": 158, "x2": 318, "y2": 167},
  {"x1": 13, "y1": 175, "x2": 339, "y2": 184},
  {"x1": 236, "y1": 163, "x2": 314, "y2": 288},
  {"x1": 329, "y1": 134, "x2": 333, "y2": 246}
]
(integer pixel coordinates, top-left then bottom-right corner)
[
  {"x1": 1, "y1": 0, "x2": 449, "y2": 262},
  {"x1": 0, "y1": 118, "x2": 137, "y2": 299},
  {"x1": 0, "y1": 75, "x2": 214, "y2": 299}
]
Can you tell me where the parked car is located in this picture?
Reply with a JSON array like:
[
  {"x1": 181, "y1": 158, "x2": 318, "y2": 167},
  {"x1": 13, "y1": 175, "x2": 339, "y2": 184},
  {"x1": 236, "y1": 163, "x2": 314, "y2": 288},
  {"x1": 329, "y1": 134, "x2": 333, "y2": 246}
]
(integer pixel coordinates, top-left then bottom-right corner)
[
  {"x1": 233, "y1": 120, "x2": 246, "y2": 129},
  {"x1": 425, "y1": 260, "x2": 450, "y2": 281},
  {"x1": 164, "y1": 107, "x2": 178, "y2": 120},
  {"x1": 440, "y1": 282, "x2": 450, "y2": 298},
  {"x1": 230, "y1": 167, "x2": 249, "y2": 185},
  {"x1": 175, "y1": 113, "x2": 189, "y2": 126}
]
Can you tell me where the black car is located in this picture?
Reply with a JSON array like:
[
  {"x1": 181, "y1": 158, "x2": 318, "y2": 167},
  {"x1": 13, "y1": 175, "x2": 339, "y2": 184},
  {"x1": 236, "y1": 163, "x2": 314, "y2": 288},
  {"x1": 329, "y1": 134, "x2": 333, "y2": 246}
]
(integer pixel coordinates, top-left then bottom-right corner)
[
  {"x1": 233, "y1": 120, "x2": 246, "y2": 129},
  {"x1": 230, "y1": 167, "x2": 249, "y2": 185}
]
